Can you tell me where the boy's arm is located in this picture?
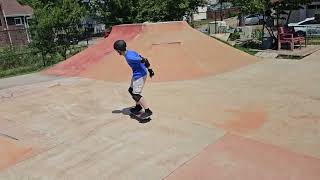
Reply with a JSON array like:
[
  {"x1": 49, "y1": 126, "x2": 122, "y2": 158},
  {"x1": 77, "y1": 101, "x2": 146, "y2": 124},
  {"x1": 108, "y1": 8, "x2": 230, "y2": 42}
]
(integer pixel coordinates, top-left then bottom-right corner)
[
  {"x1": 140, "y1": 56, "x2": 154, "y2": 78},
  {"x1": 140, "y1": 56, "x2": 150, "y2": 68}
]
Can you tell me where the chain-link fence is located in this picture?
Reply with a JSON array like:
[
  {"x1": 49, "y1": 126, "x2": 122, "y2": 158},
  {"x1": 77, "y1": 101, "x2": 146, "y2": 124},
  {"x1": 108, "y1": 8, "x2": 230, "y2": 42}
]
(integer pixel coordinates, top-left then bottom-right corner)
[
  {"x1": 0, "y1": 26, "x2": 105, "y2": 47},
  {"x1": 298, "y1": 25, "x2": 320, "y2": 45},
  {"x1": 0, "y1": 24, "x2": 109, "y2": 77}
]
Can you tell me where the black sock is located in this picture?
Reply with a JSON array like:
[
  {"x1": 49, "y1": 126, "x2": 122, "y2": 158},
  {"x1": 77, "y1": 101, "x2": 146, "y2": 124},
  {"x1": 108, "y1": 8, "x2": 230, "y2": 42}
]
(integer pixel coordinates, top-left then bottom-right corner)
[{"x1": 145, "y1": 108, "x2": 152, "y2": 113}]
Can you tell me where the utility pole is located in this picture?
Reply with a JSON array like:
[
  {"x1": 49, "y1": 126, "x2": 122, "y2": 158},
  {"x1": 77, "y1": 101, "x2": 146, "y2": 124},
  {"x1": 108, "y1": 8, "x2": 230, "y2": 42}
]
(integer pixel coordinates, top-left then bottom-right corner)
[
  {"x1": 220, "y1": 0, "x2": 223, "y2": 21},
  {"x1": 1, "y1": 4, "x2": 12, "y2": 45}
]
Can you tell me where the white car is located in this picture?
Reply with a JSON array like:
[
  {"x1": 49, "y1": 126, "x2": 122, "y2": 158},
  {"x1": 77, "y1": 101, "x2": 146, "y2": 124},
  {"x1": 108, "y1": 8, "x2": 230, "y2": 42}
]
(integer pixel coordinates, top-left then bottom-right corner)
[
  {"x1": 245, "y1": 14, "x2": 264, "y2": 25},
  {"x1": 288, "y1": 17, "x2": 320, "y2": 36}
]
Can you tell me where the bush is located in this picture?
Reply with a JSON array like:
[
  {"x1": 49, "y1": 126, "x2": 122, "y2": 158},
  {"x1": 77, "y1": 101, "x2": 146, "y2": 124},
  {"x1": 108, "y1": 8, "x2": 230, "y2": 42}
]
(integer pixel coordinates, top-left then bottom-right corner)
[
  {"x1": 234, "y1": 44, "x2": 258, "y2": 55},
  {"x1": 0, "y1": 44, "x2": 87, "y2": 78},
  {"x1": 229, "y1": 31, "x2": 240, "y2": 41},
  {"x1": 252, "y1": 29, "x2": 263, "y2": 41},
  {"x1": 0, "y1": 46, "x2": 40, "y2": 70},
  {"x1": 0, "y1": 64, "x2": 43, "y2": 78},
  {"x1": 241, "y1": 40, "x2": 261, "y2": 49}
]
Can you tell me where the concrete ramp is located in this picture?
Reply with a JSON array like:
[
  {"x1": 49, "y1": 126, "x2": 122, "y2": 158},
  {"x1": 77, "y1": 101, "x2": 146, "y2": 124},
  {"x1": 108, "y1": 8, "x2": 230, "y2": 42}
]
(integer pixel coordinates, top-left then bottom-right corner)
[{"x1": 45, "y1": 21, "x2": 257, "y2": 82}]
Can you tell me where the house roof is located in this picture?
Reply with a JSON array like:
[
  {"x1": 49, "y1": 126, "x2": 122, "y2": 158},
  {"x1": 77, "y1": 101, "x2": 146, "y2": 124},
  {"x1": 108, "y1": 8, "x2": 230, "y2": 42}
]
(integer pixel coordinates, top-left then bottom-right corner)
[{"x1": 0, "y1": 0, "x2": 33, "y2": 17}]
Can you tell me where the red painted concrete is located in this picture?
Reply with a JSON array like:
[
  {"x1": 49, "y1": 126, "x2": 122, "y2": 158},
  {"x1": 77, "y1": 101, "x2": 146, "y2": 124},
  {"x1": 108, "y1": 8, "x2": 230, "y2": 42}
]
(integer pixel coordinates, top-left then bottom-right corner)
[
  {"x1": 0, "y1": 137, "x2": 33, "y2": 171},
  {"x1": 166, "y1": 134, "x2": 320, "y2": 180},
  {"x1": 219, "y1": 108, "x2": 267, "y2": 133}
]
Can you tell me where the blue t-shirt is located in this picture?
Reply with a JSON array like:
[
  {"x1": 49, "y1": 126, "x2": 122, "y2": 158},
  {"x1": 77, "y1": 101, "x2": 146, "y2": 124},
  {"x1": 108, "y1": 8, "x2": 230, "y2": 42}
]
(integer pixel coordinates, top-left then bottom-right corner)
[{"x1": 125, "y1": 50, "x2": 147, "y2": 80}]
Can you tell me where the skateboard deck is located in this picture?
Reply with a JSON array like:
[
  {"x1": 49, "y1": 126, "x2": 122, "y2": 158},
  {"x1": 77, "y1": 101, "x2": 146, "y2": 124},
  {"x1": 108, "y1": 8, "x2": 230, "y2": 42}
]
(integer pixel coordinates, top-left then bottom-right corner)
[{"x1": 130, "y1": 112, "x2": 151, "y2": 123}]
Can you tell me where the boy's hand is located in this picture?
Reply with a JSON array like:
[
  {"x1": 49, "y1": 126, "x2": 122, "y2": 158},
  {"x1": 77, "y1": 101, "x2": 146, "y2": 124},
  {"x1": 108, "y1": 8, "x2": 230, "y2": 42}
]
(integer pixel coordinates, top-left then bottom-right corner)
[{"x1": 148, "y1": 69, "x2": 155, "y2": 78}]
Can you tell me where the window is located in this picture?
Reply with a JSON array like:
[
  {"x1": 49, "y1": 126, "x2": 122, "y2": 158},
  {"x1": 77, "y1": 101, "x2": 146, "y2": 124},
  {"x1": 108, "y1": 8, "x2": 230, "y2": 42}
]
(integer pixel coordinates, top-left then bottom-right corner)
[
  {"x1": 14, "y1": 17, "x2": 22, "y2": 26},
  {"x1": 26, "y1": 17, "x2": 31, "y2": 26}
]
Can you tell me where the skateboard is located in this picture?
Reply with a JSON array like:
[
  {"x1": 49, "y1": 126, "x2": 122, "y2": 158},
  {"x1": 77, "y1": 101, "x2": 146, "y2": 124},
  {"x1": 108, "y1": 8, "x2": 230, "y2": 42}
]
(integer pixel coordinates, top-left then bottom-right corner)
[{"x1": 130, "y1": 111, "x2": 152, "y2": 123}]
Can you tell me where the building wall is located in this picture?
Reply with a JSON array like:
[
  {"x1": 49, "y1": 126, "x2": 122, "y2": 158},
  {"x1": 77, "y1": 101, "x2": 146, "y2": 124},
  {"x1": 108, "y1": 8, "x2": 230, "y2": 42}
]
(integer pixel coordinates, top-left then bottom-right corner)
[
  {"x1": 288, "y1": 1, "x2": 320, "y2": 23},
  {"x1": 306, "y1": 1, "x2": 320, "y2": 18},
  {"x1": 0, "y1": 7, "x2": 10, "y2": 46},
  {"x1": 0, "y1": 31, "x2": 10, "y2": 46},
  {"x1": 289, "y1": 9, "x2": 307, "y2": 23},
  {"x1": 9, "y1": 28, "x2": 28, "y2": 46},
  {"x1": 207, "y1": 7, "x2": 240, "y2": 20},
  {"x1": 0, "y1": 9, "x2": 5, "y2": 31},
  {"x1": 0, "y1": 16, "x2": 29, "y2": 46}
]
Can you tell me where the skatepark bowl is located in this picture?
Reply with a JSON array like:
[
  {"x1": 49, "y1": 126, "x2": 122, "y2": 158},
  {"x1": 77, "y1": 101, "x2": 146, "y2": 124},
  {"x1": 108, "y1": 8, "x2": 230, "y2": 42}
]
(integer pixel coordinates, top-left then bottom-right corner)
[{"x1": 0, "y1": 21, "x2": 320, "y2": 179}]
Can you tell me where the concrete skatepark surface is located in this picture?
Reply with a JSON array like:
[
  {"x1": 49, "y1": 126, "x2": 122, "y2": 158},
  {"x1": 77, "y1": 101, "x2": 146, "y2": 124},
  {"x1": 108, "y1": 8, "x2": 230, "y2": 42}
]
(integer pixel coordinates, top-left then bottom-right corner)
[{"x1": 0, "y1": 21, "x2": 320, "y2": 179}]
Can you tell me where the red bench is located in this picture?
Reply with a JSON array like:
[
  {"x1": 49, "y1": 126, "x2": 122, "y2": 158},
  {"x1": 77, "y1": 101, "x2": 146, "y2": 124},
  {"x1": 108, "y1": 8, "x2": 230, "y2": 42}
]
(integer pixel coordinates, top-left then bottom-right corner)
[{"x1": 277, "y1": 27, "x2": 306, "y2": 50}]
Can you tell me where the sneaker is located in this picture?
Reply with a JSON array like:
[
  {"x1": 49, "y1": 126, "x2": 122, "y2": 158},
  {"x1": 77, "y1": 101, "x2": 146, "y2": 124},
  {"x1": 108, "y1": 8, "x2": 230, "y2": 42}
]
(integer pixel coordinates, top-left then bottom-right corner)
[
  {"x1": 130, "y1": 104, "x2": 142, "y2": 114},
  {"x1": 140, "y1": 109, "x2": 153, "y2": 119}
]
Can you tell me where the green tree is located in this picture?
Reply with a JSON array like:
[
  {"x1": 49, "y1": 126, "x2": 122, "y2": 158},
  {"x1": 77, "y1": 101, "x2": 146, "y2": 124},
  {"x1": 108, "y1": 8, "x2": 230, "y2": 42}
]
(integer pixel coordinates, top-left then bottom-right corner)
[
  {"x1": 233, "y1": 0, "x2": 270, "y2": 26},
  {"x1": 27, "y1": 1, "x2": 57, "y2": 66},
  {"x1": 52, "y1": 0, "x2": 86, "y2": 60},
  {"x1": 136, "y1": 0, "x2": 206, "y2": 22},
  {"x1": 84, "y1": 0, "x2": 206, "y2": 25},
  {"x1": 19, "y1": 0, "x2": 86, "y2": 65},
  {"x1": 83, "y1": 0, "x2": 139, "y2": 26}
]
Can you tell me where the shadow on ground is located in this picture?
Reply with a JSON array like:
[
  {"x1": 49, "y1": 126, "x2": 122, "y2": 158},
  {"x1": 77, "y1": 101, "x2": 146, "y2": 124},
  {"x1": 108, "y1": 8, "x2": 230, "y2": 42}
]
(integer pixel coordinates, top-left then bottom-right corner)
[{"x1": 112, "y1": 107, "x2": 152, "y2": 124}]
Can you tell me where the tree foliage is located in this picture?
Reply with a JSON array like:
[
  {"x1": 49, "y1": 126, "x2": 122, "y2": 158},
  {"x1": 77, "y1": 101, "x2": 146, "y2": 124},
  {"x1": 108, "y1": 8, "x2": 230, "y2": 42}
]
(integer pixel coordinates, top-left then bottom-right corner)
[
  {"x1": 136, "y1": 0, "x2": 206, "y2": 22},
  {"x1": 232, "y1": 0, "x2": 268, "y2": 15},
  {"x1": 82, "y1": 0, "x2": 139, "y2": 25},
  {"x1": 83, "y1": 0, "x2": 206, "y2": 25},
  {"x1": 19, "y1": 0, "x2": 86, "y2": 64}
]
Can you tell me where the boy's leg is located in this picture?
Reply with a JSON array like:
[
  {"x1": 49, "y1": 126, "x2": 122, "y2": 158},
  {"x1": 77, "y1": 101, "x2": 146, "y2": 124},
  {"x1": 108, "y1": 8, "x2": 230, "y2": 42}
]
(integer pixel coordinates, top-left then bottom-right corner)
[
  {"x1": 132, "y1": 76, "x2": 147, "y2": 108},
  {"x1": 129, "y1": 79, "x2": 142, "y2": 113},
  {"x1": 132, "y1": 76, "x2": 152, "y2": 118},
  {"x1": 138, "y1": 97, "x2": 149, "y2": 109}
]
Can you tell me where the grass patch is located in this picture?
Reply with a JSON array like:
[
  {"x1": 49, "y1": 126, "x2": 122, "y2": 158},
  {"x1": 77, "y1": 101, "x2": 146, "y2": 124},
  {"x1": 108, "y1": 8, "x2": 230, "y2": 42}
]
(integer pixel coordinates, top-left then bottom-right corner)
[
  {"x1": 0, "y1": 64, "x2": 43, "y2": 78},
  {"x1": 307, "y1": 37, "x2": 320, "y2": 45},
  {"x1": 234, "y1": 45, "x2": 258, "y2": 55},
  {"x1": 276, "y1": 55, "x2": 304, "y2": 60},
  {"x1": 211, "y1": 36, "x2": 258, "y2": 56}
]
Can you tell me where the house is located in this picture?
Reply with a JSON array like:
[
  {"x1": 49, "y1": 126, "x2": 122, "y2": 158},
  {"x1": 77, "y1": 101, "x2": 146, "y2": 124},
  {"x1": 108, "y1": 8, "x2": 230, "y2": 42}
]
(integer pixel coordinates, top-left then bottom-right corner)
[
  {"x1": 0, "y1": 0, "x2": 33, "y2": 46},
  {"x1": 271, "y1": 0, "x2": 320, "y2": 23},
  {"x1": 288, "y1": 0, "x2": 320, "y2": 23},
  {"x1": 81, "y1": 17, "x2": 106, "y2": 35},
  {"x1": 193, "y1": 6, "x2": 208, "y2": 21}
]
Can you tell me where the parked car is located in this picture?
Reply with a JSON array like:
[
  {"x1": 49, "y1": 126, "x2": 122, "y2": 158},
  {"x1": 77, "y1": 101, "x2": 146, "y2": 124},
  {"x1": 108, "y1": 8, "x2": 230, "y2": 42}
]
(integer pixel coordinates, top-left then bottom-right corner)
[
  {"x1": 245, "y1": 14, "x2": 264, "y2": 25},
  {"x1": 288, "y1": 17, "x2": 320, "y2": 37},
  {"x1": 208, "y1": 2, "x2": 233, "y2": 11}
]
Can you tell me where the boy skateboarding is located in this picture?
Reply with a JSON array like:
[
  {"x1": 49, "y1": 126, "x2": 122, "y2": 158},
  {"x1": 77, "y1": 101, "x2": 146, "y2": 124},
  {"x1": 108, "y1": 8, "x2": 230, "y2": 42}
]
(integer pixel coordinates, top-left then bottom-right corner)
[{"x1": 113, "y1": 40, "x2": 155, "y2": 119}]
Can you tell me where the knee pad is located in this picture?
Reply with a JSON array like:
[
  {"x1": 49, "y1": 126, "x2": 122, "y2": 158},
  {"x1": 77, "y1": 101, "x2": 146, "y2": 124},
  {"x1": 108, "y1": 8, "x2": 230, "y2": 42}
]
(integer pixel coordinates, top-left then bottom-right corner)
[
  {"x1": 132, "y1": 94, "x2": 142, "y2": 102},
  {"x1": 128, "y1": 87, "x2": 134, "y2": 96}
]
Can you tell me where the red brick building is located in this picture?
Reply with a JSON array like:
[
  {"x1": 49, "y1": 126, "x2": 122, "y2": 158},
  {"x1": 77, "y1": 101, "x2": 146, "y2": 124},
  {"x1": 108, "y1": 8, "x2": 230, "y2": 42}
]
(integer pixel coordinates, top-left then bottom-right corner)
[{"x1": 0, "y1": 0, "x2": 33, "y2": 46}]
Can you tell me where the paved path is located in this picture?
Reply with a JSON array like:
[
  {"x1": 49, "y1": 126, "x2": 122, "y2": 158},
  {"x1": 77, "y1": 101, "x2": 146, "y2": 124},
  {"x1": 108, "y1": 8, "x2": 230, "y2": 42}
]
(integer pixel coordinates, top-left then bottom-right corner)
[
  {"x1": 0, "y1": 73, "x2": 61, "y2": 90},
  {"x1": 0, "y1": 51, "x2": 319, "y2": 179}
]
